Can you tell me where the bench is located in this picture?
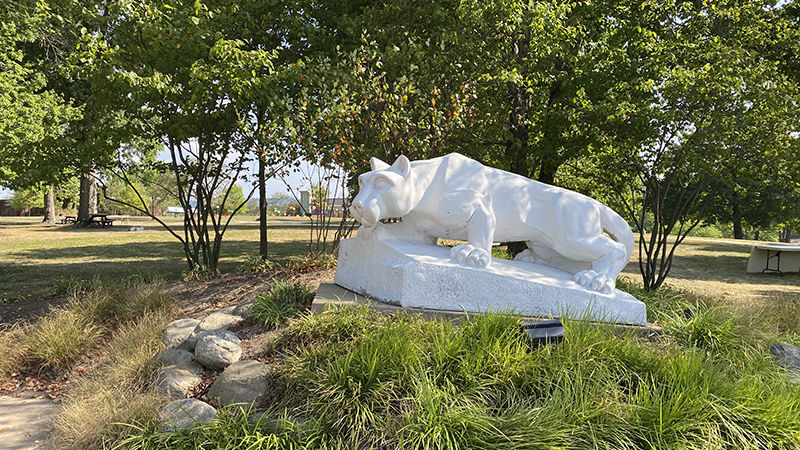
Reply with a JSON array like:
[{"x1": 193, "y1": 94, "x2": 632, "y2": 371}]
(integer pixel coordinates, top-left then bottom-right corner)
[
  {"x1": 60, "y1": 215, "x2": 77, "y2": 224},
  {"x1": 82, "y1": 214, "x2": 114, "y2": 228},
  {"x1": 747, "y1": 244, "x2": 800, "y2": 275}
]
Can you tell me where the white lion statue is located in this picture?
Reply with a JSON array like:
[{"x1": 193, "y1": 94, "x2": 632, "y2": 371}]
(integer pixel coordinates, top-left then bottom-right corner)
[{"x1": 349, "y1": 153, "x2": 633, "y2": 294}]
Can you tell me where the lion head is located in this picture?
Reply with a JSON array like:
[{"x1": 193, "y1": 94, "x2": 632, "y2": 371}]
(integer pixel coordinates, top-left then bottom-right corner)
[{"x1": 350, "y1": 155, "x2": 417, "y2": 227}]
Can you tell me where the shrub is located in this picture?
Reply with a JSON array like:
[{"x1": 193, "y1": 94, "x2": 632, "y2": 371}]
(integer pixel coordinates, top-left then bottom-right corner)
[{"x1": 253, "y1": 281, "x2": 315, "y2": 329}]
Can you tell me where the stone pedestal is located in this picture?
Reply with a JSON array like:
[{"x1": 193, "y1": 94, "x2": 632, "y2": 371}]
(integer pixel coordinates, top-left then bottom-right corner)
[{"x1": 334, "y1": 235, "x2": 646, "y2": 326}]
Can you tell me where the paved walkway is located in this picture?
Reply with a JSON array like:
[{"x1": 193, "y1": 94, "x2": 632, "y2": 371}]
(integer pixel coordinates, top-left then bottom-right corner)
[{"x1": 0, "y1": 396, "x2": 59, "y2": 449}]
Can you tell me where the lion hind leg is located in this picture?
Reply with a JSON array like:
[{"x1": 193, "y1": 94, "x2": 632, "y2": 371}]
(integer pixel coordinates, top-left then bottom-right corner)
[
  {"x1": 516, "y1": 241, "x2": 591, "y2": 274},
  {"x1": 554, "y1": 235, "x2": 627, "y2": 294}
]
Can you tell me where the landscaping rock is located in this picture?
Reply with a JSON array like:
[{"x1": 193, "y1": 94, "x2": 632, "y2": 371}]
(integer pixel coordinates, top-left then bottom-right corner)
[
  {"x1": 157, "y1": 366, "x2": 202, "y2": 399},
  {"x1": 770, "y1": 343, "x2": 800, "y2": 373},
  {"x1": 159, "y1": 398, "x2": 217, "y2": 432},
  {"x1": 194, "y1": 330, "x2": 242, "y2": 369},
  {"x1": 217, "y1": 305, "x2": 238, "y2": 315},
  {"x1": 163, "y1": 318, "x2": 200, "y2": 348},
  {"x1": 233, "y1": 301, "x2": 255, "y2": 319},
  {"x1": 158, "y1": 348, "x2": 192, "y2": 367},
  {"x1": 198, "y1": 312, "x2": 244, "y2": 332},
  {"x1": 207, "y1": 360, "x2": 269, "y2": 407},
  {"x1": 185, "y1": 313, "x2": 244, "y2": 350},
  {"x1": 156, "y1": 348, "x2": 203, "y2": 374}
]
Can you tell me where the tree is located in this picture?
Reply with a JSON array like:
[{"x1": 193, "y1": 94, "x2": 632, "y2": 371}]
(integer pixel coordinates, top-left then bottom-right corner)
[
  {"x1": 580, "y1": 0, "x2": 800, "y2": 291},
  {"x1": 0, "y1": 1, "x2": 80, "y2": 223},
  {"x1": 79, "y1": 1, "x2": 292, "y2": 272},
  {"x1": 214, "y1": 184, "x2": 249, "y2": 215}
]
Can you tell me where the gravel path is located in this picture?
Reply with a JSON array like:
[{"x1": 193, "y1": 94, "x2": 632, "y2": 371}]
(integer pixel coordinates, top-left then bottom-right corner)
[{"x1": 0, "y1": 396, "x2": 59, "y2": 449}]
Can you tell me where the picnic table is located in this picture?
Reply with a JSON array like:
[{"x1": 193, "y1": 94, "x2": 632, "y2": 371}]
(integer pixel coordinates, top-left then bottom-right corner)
[
  {"x1": 81, "y1": 213, "x2": 114, "y2": 228},
  {"x1": 60, "y1": 215, "x2": 77, "y2": 224},
  {"x1": 747, "y1": 243, "x2": 800, "y2": 275}
]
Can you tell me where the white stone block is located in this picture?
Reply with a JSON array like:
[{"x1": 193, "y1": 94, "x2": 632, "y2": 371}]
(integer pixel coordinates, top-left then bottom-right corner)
[{"x1": 335, "y1": 236, "x2": 646, "y2": 326}]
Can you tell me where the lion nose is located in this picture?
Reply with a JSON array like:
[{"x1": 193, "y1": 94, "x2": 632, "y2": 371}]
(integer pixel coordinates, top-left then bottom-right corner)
[{"x1": 350, "y1": 201, "x2": 363, "y2": 216}]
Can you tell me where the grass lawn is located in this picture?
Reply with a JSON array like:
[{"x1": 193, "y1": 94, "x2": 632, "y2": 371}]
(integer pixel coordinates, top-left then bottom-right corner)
[
  {"x1": 0, "y1": 216, "x2": 320, "y2": 301},
  {"x1": 3, "y1": 215, "x2": 800, "y2": 305},
  {"x1": 621, "y1": 235, "x2": 800, "y2": 304}
]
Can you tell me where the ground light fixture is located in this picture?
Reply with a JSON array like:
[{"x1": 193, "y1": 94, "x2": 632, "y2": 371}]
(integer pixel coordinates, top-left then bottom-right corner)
[{"x1": 520, "y1": 319, "x2": 565, "y2": 347}]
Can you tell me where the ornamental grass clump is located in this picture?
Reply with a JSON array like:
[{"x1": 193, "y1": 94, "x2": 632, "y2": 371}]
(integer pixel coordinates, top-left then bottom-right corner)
[
  {"x1": 0, "y1": 281, "x2": 175, "y2": 381},
  {"x1": 23, "y1": 307, "x2": 104, "y2": 370},
  {"x1": 252, "y1": 281, "x2": 315, "y2": 329}
]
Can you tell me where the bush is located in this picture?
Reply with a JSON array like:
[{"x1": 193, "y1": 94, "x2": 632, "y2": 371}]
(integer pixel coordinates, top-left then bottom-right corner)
[{"x1": 253, "y1": 281, "x2": 315, "y2": 329}]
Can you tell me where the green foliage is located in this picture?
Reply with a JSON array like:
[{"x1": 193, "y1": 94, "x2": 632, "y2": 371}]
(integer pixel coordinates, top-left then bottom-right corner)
[
  {"x1": 10, "y1": 187, "x2": 43, "y2": 210},
  {"x1": 52, "y1": 275, "x2": 103, "y2": 296},
  {"x1": 123, "y1": 306, "x2": 800, "y2": 449},
  {"x1": 213, "y1": 184, "x2": 249, "y2": 215},
  {"x1": 252, "y1": 281, "x2": 315, "y2": 329},
  {"x1": 491, "y1": 246, "x2": 512, "y2": 260},
  {"x1": 237, "y1": 255, "x2": 278, "y2": 273},
  {"x1": 0, "y1": 2, "x2": 81, "y2": 189}
]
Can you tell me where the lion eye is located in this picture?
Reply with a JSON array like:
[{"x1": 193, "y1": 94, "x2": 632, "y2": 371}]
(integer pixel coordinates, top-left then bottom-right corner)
[{"x1": 373, "y1": 178, "x2": 388, "y2": 189}]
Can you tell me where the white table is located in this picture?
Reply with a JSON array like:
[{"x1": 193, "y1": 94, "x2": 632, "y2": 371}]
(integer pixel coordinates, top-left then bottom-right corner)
[{"x1": 747, "y1": 244, "x2": 800, "y2": 274}]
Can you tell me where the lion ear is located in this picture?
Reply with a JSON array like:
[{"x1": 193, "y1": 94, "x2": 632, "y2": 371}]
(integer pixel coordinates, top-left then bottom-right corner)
[
  {"x1": 370, "y1": 157, "x2": 390, "y2": 171},
  {"x1": 391, "y1": 155, "x2": 411, "y2": 178}
]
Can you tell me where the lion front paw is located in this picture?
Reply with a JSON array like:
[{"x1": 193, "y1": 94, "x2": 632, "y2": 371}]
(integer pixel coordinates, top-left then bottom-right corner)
[
  {"x1": 450, "y1": 244, "x2": 491, "y2": 268},
  {"x1": 574, "y1": 270, "x2": 615, "y2": 294}
]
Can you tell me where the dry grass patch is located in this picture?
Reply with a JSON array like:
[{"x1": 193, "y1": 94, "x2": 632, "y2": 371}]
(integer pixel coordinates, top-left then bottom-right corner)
[
  {"x1": 23, "y1": 308, "x2": 104, "y2": 370},
  {"x1": 0, "y1": 281, "x2": 176, "y2": 390},
  {"x1": 53, "y1": 309, "x2": 175, "y2": 449}
]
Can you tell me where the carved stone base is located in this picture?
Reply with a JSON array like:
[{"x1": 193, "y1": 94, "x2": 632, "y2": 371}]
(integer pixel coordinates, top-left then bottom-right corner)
[{"x1": 334, "y1": 235, "x2": 647, "y2": 326}]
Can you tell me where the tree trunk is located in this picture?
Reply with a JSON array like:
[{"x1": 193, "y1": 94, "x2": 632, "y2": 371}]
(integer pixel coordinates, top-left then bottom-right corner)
[
  {"x1": 504, "y1": 37, "x2": 530, "y2": 258},
  {"x1": 537, "y1": 159, "x2": 559, "y2": 186},
  {"x1": 731, "y1": 190, "x2": 745, "y2": 239},
  {"x1": 42, "y1": 185, "x2": 56, "y2": 224},
  {"x1": 78, "y1": 173, "x2": 97, "y2": 222},
  {"x1": 258, "y1": 154, "x2": 268, "y2": 259},
  {"x1": 780, "y1": 225, "x2": 792, "y2": 243}
]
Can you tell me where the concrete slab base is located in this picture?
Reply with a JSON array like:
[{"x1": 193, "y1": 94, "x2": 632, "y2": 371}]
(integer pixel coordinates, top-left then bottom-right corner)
[
  {"x1": 334, "y1": 237, "x2": 647, "y2": 325},
  {"x1": 313, "y1": 283, "x2": 662, "y2": 338}
]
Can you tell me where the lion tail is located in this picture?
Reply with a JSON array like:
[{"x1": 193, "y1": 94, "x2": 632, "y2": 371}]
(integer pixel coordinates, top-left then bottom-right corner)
[{"x1": 599, "y1": 203, "x2": 634, "y2": 261}]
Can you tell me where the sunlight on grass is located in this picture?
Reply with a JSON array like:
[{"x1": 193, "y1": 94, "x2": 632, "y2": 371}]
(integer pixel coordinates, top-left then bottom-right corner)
[{"x1": 0, "y1": 216, "x2": 311, "y2": 300}]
